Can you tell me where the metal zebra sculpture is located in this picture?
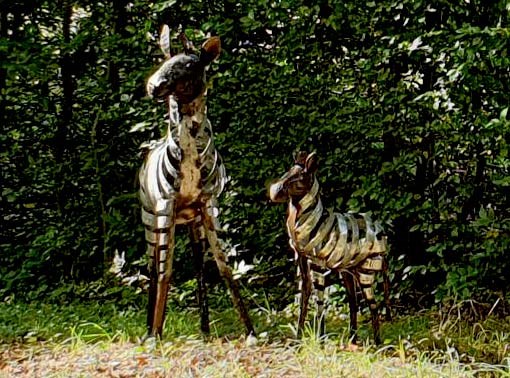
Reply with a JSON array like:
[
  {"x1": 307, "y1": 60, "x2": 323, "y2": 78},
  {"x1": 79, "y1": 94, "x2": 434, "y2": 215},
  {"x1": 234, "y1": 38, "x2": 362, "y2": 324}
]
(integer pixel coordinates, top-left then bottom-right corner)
[
  {"x1": 139, "y1": 25, "x2": 254, "y2": 338},
  {"x1": 269, "y1": 151, "x2": 391, "y2": 343}
]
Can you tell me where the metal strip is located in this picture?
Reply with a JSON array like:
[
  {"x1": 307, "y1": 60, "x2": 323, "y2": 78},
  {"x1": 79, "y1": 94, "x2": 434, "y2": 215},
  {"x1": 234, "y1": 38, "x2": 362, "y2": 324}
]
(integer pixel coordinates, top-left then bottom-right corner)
[
  {"x1": 316, "y1": 225, "x2": 339, "y2": 259},
  {"x1": 370, "y1": 238, "x2": 387, "y2": 253},
  {"x1": 344, "y1": 213, "x2": 360, "y2": 265},
  {"x1": 363, "y1": 287, "x2": 374, "y2": 301},
  {"x1": 359, "y1": 272, "x2": 375, "y2": 285},
  {"x1": 157, "y1": 152, "x2": 175, "y2": 198},
  {"x1": 295, "y1": 199, "x2": 323, "y2": 247},
  {"x1": 298, "y1": 179, "x2": 319, "y2": 211},
  {"x1": 162, "y1": 146, "x2": 179, "y2": 179},
  {"x1": 146, "y1": 244, "x2": 155, "y2": 258},
  {"x1": 360, "y1": 257, "x2": 383, "y2": 271},
  {"x1": 362, "y1": 213, "x2": 376, "y2": 245},
  {"x1": 155, "y1": 198, "x2": 173, "y2": 215},
  {"x1": 327, "y1": 214, "x2": 349, "y2": 268},
  {"x1": 203, "y1": 149, "x2": 218, "y2": 182},
  {"x1": 199, "y1": 131, "x2": 213, "y2": 159},
  {"x1": 142, "y1": 207, "x2": 173, "y2": 229},
  {"x1": 305, "y1": 210, "x2": 335, "y2": 255}
]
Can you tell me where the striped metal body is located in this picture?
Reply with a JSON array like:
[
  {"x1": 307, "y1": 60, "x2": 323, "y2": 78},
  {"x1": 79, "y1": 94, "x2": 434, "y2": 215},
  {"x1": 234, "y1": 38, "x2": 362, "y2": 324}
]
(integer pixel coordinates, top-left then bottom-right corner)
[
  {"x1": 139, "y1": 95, "x2": 227, "y2": 281},
  {"x1": 269, "y1": 152, "x2": 390, "y2": 343},
  {"x1": 139, "y1": 96, "x2": 226, "y2": 236},
  {"x1": 287, "y1": 177, "x2": 387, "y2": 302},
  {"x1": 138, "y1": 30, "x2": 254, "y2": 338}
]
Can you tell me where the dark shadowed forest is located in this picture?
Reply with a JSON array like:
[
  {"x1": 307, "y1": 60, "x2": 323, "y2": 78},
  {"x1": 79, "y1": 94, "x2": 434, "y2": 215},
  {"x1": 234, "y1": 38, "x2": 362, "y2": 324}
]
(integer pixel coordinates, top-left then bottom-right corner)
[{"x1": 1, "y1": 0, "x2": 509, "y2": 376}]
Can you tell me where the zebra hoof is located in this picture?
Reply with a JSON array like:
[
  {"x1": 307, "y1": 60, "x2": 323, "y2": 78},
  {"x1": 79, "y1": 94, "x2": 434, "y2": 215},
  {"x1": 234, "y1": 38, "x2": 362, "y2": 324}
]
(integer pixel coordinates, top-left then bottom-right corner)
[
  {"x1": 140, "y1": 334, "x2": 158, "y2": 350},
  {"x1": 245, "y1": 333, "x2": 258, "y2": 347}
]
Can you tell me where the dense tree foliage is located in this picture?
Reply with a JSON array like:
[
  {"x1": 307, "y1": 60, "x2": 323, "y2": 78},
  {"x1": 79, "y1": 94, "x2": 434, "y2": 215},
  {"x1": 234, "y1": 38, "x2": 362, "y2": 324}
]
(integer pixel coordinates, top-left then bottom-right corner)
[{"x1": 1, "y1": 0, "x2": 509, "y2": 308}]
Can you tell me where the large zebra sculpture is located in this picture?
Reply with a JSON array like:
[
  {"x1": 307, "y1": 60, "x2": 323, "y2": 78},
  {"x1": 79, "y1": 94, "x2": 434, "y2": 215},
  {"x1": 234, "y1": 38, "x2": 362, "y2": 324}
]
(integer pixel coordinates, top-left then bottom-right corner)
[
  {"x1": 269, "y1": 151, "x2": 391, "y2": 343},
  {"x1": 139, "y1": 26, "x2": 254, "y2": 338}
]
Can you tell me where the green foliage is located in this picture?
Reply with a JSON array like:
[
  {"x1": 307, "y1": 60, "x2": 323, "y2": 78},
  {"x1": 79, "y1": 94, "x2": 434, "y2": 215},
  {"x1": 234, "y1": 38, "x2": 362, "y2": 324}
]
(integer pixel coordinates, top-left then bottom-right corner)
[
  {"x1": 0, "y1": 299, "x2": 145, "y2": 344},
  {"x1": 1, "y1": 0, "x2": 509, "y2": 308}
]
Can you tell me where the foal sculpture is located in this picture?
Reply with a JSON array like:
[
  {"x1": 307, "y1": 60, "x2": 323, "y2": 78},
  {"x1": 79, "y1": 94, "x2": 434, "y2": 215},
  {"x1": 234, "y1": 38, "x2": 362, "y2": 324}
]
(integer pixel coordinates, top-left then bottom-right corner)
[
  {"x1": 269, "y1": 151, "x2": 390, "y2": 343},
  {"x1": 139, "y1": 26, "x2": 254, "y2": 338}
]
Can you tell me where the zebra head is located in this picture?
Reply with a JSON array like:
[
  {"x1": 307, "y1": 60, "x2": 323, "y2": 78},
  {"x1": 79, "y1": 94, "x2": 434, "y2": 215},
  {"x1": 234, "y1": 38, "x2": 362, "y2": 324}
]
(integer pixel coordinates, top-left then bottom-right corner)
[
  {"x1": 146, "y1": 25, "x2": 221, "y2": 104},
  {"x1": 269, "y1": 151, "x2": 318, "y2": 203}
]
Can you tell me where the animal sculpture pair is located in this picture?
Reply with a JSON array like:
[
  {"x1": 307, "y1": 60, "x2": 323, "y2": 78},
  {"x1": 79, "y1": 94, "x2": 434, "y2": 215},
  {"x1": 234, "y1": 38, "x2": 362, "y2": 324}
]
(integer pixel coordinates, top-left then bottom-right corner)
[{"x1": 139, "y1": 25, "x2": 390, "y2": 344}]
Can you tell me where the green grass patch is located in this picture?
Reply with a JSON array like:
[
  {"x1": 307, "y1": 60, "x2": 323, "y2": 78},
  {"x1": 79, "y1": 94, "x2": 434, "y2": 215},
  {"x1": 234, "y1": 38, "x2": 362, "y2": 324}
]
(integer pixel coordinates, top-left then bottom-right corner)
[{"x1": 0, "y1": 297, "x2": 509, "y2": 377}]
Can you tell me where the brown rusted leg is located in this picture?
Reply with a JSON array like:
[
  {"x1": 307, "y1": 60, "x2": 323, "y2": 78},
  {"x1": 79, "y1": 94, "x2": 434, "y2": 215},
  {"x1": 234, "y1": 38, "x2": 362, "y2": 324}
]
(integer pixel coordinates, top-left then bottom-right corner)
[
  {"x1": 152, "y1": 230, "x2": 175, "y2": 337},
  {"x1": 146, "y1": 247, "x2": 157, "y2": 336},
  {"x1": 202, "y1": 206, "x2": 255, "y2": 336},
  {"x1": 312, "y1": 269, "x2": 327, "y2": 337},
  {"x1": 382, "y1": 257, "x2": 392, "y2": 321},
  {"x1": 357, "y1": 271, "x2": 381, "y2": 345},
  {"x1": 365, "y1": 296, "x2": 381, "y2": 344},
  {"x1": 146, "y1": 211, "x2": 176, "y2": 338},
  {"x1": 343, "y1": 272, "x2": 358, "y2": 343},
  {"x1": 297, "y1": 255, "x2": 312, "y2": 338},
  {"x1": 189, "y1": 223, "x2": 210, "y2": 335}
]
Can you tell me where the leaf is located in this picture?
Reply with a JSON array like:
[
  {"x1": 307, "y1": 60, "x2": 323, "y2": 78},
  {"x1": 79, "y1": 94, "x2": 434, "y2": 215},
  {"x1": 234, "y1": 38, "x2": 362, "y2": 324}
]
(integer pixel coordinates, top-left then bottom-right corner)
[
  {"x1": 500, "y1": 107, "x2": 508, "y2": 120},
  {"x1": 153, "y1": 0, "x2": 178, "y2": 12},
  {"x1": 130, "y1": 121, "x2": 150, "y2": 133},
  {"x1": 409, "y1": 224, "x2": 421, "y2": 232}
]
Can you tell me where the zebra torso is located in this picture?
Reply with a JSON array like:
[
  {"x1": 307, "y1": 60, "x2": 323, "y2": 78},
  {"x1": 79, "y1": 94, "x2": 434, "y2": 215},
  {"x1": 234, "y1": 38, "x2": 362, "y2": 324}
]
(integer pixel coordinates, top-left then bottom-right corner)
[
  {"x1": 287, "y1": 178, "x2": 387, "y2": 272},
  {"x1": 139, "y1": 96, "x2": 226, "y2": 226}
]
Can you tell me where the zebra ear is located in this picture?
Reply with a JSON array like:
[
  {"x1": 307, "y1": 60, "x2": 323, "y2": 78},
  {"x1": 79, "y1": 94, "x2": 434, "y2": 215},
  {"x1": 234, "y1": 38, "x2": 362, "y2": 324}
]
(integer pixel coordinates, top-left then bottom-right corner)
[
  {"x1": 159, "y1": 24, "x2": 171, "y2": 58},
  {"x1": 200, "y1": 36, "x2": 221, "y2": 66},
  {"x1": 305, "y1": 152, "x2": 318, "y2": 173},
  {"x1": 179, "y1": 32, "x2": 195, "y2": 55},
  {"x1": 294, "y1": 151, "x2": 308, "y2": 165}
]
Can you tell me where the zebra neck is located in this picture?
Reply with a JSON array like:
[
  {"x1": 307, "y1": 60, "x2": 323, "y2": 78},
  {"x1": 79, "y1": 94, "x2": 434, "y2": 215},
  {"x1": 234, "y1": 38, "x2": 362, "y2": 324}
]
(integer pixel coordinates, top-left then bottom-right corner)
[
  {"x1": 287, "y1": 178, "x2": 324, "y2": 251},
  {"x1": 298, "y1": 178, "x2": 320, "y2": 214},
  {"x1": 165, "y1": 95, "x2": 216, "y2": 204},
  {"x1": 167, "y1": 95, "x2": 208, "y2": 138}
]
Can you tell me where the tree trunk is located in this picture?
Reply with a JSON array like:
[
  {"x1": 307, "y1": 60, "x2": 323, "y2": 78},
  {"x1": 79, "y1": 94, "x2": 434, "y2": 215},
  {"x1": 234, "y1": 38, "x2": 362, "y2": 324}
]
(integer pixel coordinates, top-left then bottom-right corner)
[
  {"x1": 0, "y1": 10, "x2": 7, "y2": 119},
  {"x1": 55, "y1": 0, "x2": 74, "y2": 214}
]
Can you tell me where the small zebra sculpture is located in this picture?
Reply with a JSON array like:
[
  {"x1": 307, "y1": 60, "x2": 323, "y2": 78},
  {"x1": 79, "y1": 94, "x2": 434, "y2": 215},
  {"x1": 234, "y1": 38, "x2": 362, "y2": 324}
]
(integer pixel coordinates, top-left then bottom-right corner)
[
  {"x1": 269, "y1": 151, "x2": 391, "y2": 343},
  {"x1": 139, "y1": 25, "x2": 254, "y2": 338}
]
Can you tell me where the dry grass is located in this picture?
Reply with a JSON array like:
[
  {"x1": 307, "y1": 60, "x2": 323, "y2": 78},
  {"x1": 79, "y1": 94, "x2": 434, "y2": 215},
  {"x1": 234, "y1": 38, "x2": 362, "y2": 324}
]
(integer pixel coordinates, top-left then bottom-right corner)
[{"x1": 2, "y1": 335, "x2": 508, "y2": 378}]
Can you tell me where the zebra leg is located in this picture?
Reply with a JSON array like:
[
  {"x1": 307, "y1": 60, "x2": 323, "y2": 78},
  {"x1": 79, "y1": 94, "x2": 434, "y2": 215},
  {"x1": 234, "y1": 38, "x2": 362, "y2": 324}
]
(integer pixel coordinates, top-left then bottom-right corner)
[
  {"x1": 147, "y1": 245, "x2": 157, "y2": 336},
  {"x1": 358, "y1": 269, "x2": 381, "y2": 344},
  {"x1": 342, "y1": 271, "x2": 358, "y2": 343},
  {"x1": 382, "y1": 257, "x2": 392, "y2": 321},
  {"x1": 312, "y1": 269, "x2": 327, "y2": 337},
  {"x1": 144, "y1": 207, "x2": 176, "y2": 338},
  {"x1": 201, "y1": 205, "x2": 255, "y2": 336},
  {"x1": 297, "y1": 255, "x2": 312, "y2": 338},
  {"x1": 189, "y1": 222, "x2": 210, "y2": 334}
]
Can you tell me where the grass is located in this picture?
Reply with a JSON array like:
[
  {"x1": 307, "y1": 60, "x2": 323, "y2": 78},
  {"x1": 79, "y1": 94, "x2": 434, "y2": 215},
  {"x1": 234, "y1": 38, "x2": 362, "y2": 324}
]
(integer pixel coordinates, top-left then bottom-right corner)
[{"x1": 0, "y1": 295, "x2": 509, "y2": 377}]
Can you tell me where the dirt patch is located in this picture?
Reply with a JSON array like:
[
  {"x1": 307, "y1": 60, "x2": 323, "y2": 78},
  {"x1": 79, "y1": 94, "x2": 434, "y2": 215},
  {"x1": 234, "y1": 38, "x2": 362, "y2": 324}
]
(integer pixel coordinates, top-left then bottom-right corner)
[{"x1": 1, "y1": 339, "x2": 302, "y2": 378}]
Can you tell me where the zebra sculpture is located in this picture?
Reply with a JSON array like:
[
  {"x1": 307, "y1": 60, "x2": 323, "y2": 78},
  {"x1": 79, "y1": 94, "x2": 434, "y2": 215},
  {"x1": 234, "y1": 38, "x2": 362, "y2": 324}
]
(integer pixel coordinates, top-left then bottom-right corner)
[
  {"x1": 139, "y1": 25, "x2": 254, "y2": 338},
  {"x1": 269, "y1": 151, "x2": 391, "y2": 343}
]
